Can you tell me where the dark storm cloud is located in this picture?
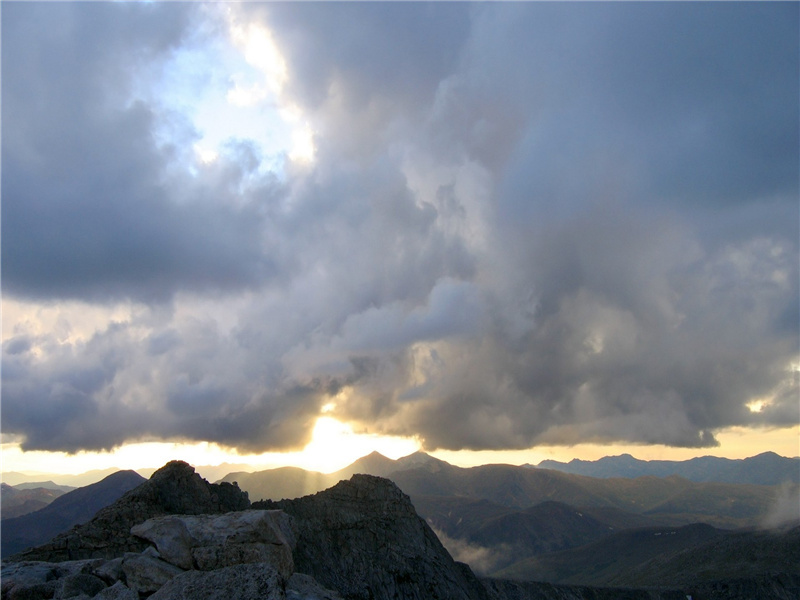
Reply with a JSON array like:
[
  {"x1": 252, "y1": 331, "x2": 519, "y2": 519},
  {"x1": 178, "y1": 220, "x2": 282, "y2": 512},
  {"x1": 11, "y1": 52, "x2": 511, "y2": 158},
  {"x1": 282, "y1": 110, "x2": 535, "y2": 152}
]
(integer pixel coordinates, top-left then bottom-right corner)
[
  {"x1": 298, "y1": 2, "x2": 799, "y2": 450},
  {"x1": 2, "y1": 2, "x2": 797, "y2": 454},
  {"x1": 1, "y1": 318, "x2": 324, "y2": 453},
  {"x1": 2, "y1": 3, "x2": 281, "y2": 302}
]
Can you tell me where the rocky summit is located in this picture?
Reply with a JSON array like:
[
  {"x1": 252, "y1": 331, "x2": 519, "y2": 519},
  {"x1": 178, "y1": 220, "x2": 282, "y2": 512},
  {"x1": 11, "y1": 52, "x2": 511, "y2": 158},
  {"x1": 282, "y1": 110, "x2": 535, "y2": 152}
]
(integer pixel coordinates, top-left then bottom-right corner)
[
  {"x1": 10, "y1": 461, "x2": 250, "y2": 562},
  {"x1": 254, "y1": 474, "x2": 492, "y2": 600}
]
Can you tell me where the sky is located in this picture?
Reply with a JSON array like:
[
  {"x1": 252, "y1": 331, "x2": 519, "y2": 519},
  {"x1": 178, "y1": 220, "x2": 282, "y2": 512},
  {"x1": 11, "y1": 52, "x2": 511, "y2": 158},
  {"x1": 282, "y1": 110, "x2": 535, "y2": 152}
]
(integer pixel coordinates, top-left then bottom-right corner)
[{"x1": 2, "y1": 2, "x2": 799, "y2": 477}]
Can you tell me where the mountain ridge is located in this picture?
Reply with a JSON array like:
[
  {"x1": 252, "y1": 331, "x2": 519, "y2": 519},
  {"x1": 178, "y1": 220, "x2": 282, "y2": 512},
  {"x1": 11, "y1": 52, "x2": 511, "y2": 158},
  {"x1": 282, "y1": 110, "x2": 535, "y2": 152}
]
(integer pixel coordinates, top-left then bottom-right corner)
[
  {"x1": 536, "y1": 451, "x2": 800, "y2": 485},
  {"x1": 4, "y1": 458, "x2": 797, "y2": 600},
  {"x1": 1, "y1": 469, "x2": 147, "y2": 558}
]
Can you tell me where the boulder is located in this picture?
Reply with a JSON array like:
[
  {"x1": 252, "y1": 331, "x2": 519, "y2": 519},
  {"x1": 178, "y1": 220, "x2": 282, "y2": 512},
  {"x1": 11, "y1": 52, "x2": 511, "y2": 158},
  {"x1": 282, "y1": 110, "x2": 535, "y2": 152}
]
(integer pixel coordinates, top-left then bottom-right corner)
[
  {"x1": 5, "y1": 581, "x2": 59, "y2": 600},
  {"x1": 130, "y1": 510, "x2": 295, "y2": 577},
  {"x1": 93, "y1": 582, "x2": 137, "y2": 600},
  {"x1": 148, "y1": 562, "x2": 285, "y2": 600},
  {"x1": 120, "y1": 554, "x2": 185, "y2": 594},
  {"x1": 1, "y1": 560, "x2": 104, "y2": 600},
  {"x1": 54, "y1": 573, "x2": 106, "y2": 599},
  {"x1": 286, "y1": 573, "x2": 344, "y2": 600}
]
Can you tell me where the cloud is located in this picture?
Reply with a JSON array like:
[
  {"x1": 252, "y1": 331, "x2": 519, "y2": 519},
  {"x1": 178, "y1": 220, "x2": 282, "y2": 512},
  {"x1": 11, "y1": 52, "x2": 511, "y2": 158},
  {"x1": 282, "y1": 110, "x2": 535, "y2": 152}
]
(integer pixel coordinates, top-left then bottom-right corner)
[
  {"x1": 2, "y1": 3, "x2": 797, "y2": 455},
  {"x1": 430, "y1": 526, "x2": 510, "y2": 576},
  {"x1": 761, "y1": 483, "x2": 800, "y2": 529},
  {"x1": 2, "y1": 3, "x2": 282, "y2": 303}
]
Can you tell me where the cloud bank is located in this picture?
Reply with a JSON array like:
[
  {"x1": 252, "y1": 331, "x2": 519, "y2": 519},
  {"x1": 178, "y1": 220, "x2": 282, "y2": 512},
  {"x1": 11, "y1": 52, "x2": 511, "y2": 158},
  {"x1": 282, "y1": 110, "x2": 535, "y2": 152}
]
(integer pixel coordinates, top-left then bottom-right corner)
[{"x1": 2, "y1": 3, "x2": 798, "y2": 454}]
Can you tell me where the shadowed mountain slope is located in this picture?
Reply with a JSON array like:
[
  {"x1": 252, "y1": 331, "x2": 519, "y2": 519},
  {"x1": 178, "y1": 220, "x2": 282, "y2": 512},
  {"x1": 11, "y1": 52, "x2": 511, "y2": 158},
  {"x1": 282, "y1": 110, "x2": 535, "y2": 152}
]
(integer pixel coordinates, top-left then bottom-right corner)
[
  {"x1": 1, "y1": 470, "x2": 146, "y2": 558},
  {"x1": 1, "y1": 483, "x2": 68, "y2": 519},
  {"x1": 495, "y1": 522, "x2": 800, "y2": 588}
]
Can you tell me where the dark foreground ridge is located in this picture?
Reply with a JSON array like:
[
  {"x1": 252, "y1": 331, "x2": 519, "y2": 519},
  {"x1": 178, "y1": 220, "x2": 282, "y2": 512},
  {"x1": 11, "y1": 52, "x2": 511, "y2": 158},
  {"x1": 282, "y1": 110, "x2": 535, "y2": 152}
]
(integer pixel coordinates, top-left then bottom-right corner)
[{"x1": 3, "y1": 461, "x2": 798, "y2": 600}]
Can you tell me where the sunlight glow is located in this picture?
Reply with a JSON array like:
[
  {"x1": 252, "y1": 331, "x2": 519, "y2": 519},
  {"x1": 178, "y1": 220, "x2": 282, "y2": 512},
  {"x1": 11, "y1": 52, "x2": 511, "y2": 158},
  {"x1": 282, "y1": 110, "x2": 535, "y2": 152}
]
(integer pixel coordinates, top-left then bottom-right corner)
[
  {"x1": 194, "y1": 144, "x2": 219, "y2": 164},
  {"x1": 139, "y1": 5, "x2": 317, "y2": 179},
  {"x1": 289, "y1": 122, "x2": 315, "y2": 163},
  {"x1": 746, "y1": 399, "x2": 770, "y2": 413},
  {"x1": 228, "y1": 21, "x2": 287, "y2": 95},
  {"x1": 1, "y1": 417, "x2": 421, "y2": 479},
  {"x1": 299, "y1": 417, "x2": 420, "y2": 473}
]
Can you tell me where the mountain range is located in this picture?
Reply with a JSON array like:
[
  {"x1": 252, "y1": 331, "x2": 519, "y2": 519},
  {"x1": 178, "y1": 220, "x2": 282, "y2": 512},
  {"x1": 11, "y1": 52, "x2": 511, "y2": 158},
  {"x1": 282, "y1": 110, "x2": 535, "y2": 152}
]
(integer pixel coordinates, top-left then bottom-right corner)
[
  {"x1": 4, "y1": 450, "x2": 799, "y2": 590},
  {"x1": 219, "y1": 450, "x2": 794, "y2": 530},
  {"x1": 1, "y1": 482, "x2": 72, "y2": 519},
  {"x1": 535, "y1": 451, "x2": 800, "y2": 484},
  {"x1": 3, "y1": 459, "x2": 798, "y2": 600}
]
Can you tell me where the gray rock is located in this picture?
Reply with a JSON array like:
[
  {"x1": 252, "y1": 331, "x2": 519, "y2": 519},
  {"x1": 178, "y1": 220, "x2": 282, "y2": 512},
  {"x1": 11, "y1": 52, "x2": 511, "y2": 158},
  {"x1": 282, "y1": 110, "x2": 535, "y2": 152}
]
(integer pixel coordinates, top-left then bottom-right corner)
[
  {"x1": 286, "y1": 573, "x2": 343, "y2": 600},
  {"x1": 1, "y1": 561, "x2": 61, "y2": 594},
  {"x1": 1, "y1": 560, "x2": 104, "y2": 600},
  {"x1": 148, "y1": 562, "x2": 285, "y2": 600},
  {"x1": 91, "y1": 558, "x2": 123, "y2": 585},
  {"x1": 5, "y1": 581, "x2": 59, "y2": 600},
  {"x1": 120, "y1": 554, "x2": 185, "y2": 594},
  {"x1": 130, "y1": 510, "x2": 295, "y2": 577},
  {"x1": 92, "y1": 582, "x2": 137, "y2": 600},
  {"x1": 131, "y1": 518, "x2": 194, "y2": 569},
  {"x1": 54, "y1": 573, "x2": 106, "y2": 599}
]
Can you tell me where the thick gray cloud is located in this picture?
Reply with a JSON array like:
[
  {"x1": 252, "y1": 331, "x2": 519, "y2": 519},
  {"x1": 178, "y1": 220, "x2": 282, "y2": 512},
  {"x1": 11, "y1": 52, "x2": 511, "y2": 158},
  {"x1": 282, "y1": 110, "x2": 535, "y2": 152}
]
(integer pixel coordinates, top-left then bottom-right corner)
[
  {"x1": 2, "y1": 2, "x2": 797, "y2": 454},
  {"x1": 2, "y1": 3, "x2": 282, "y2": 302}
]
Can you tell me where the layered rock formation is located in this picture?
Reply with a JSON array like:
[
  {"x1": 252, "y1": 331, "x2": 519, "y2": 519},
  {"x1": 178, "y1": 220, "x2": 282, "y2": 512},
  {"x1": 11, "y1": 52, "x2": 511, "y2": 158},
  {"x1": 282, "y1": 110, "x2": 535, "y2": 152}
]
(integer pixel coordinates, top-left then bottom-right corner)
[
  {"x1": 10, "y1": 461, "x2": 249, "y2": 562},
  {"x1": 254, "y1": 474, "x2": 492, "y2": 600}
]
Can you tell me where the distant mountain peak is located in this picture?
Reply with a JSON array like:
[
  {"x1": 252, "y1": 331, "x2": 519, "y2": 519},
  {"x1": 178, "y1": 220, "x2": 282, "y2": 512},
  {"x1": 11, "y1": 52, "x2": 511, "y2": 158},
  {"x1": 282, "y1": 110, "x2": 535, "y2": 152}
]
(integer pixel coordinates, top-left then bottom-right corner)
[{"x1": 364, "y1": 450, "x2": 390, "y2": 460}]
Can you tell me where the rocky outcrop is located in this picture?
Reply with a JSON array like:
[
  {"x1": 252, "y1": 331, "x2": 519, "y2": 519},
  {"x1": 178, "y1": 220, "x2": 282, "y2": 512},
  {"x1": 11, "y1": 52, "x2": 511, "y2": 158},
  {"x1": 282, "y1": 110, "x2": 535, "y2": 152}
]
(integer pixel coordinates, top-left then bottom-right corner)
[
  {"x1": 11, "y1": 461, "x2": 249, "y2": 562},
  {"x1": 286, "y1": 574, "x2": 344, "y2": 600},
  {"x1": 130, "y1": 510, "x2": 295, "y2": 577},
  {"x1": 2, "y1": 507, "x2": 297, "y2": 600},
  {"x1": 255, "y1": 474, "x2": 492, "y2": 600},
  {"x1": 149, "y1": 562, "x2": 285, "y2": 600}
]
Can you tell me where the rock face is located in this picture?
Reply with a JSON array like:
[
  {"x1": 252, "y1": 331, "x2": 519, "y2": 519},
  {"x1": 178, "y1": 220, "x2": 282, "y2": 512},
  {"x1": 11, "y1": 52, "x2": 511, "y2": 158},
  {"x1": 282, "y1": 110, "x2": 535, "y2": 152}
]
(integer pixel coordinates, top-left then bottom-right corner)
[
  {"x1": 11, "y1": 461, "x2": 249, "y2": 562},
  {"x1": 255, "y1": 474, "x2": 492, "y2": 600},
  {"x1": 149, "y1": 562, "x2": 285, "y2": 600},
  {"x1": 130, "y1": 510, "x2": 295, "y2": 577},
  {"x1": 1, "y1": 557, "x2": 341, "y2": 600},
  {"x1": 1, "y1": 506, "x2": 297, "y2": 600}
]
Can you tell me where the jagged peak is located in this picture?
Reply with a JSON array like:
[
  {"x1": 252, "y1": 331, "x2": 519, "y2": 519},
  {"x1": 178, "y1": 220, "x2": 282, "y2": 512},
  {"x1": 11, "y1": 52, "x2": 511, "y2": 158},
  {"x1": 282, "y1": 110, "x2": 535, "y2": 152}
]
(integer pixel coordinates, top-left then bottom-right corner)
[{"x1": 149, "y1": 459, "x2": 198, "y2": 479}]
